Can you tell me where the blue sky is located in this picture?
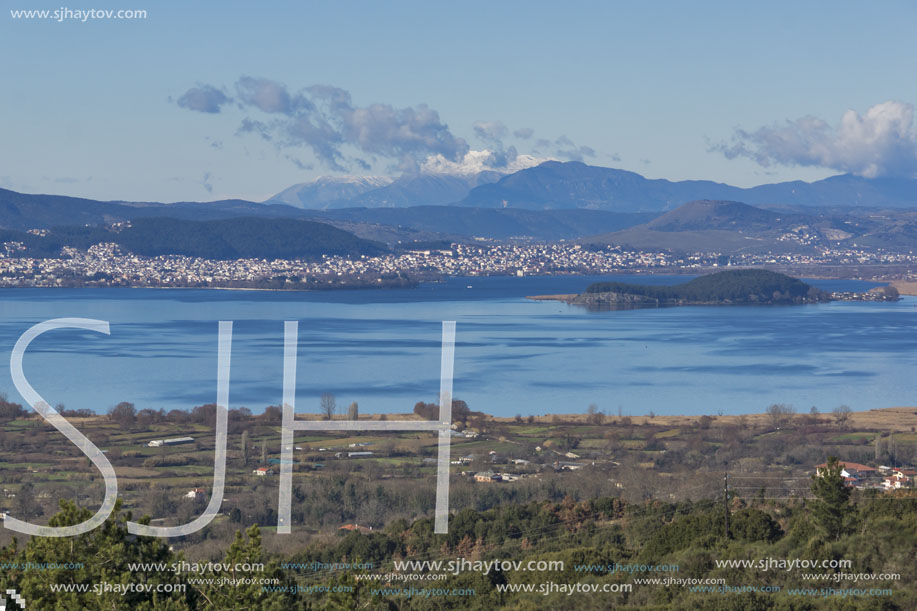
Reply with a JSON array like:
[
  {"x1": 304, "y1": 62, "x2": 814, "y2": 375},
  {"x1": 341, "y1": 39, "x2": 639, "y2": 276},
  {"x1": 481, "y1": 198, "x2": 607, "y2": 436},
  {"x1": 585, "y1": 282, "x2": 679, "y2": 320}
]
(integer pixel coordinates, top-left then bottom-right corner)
[{"x1": 2, "y1": 0, "x2": 917, "y2": 202}]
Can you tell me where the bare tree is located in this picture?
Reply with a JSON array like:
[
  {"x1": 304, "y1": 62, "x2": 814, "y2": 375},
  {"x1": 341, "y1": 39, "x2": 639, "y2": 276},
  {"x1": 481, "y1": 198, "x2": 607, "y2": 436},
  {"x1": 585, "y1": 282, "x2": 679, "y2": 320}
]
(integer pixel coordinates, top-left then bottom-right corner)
[
  {"x1": 806, "y1": 406, "x2": 821, "y2": 425},
  {"x1": 240, "y1": 430, "x2": 249, "y2": 466},
  {"x1": 833, "y1": 405, "x2": 852, "y2": 429},
  {"x1": 586, "y1": 404, "x2": 605, "y2": 425},
  {"x1": 15, "y1": 482, "x2": 43, "y2": 519},
  {"x1": 766, "y1": 404, "x2": 781, "y2": 428},
  {"x1": 779, "y1": 404, "x2": 797, "y2": 428},
  {"x1": 347, "y1": 401, "x2": 359, "y2": 421},
  {"x1": 766, "y1": 403, "x2": 794, "y2": 428},
  {"x1": 109, "y1": 402, "x2": 137, "y2": 427},
  {"x1": 320, "y1": 392, "x2": 337, "y2": 420}
]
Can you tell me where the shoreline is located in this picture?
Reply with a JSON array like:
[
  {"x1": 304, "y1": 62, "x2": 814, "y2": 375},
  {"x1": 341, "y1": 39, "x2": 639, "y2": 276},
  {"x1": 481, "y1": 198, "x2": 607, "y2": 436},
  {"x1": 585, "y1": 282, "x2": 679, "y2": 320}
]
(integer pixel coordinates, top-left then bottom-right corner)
[
  {"x1": 0, "y1": 282, "x2": 419, "y2": 294},
  {"x1": 526, "y1": 293, "x2": 577, "y2": 302},
  {"x1": 0, "y1": 268, "x2": 893, "y2": 294},
  {"x1": 526, "y1": 292, "x2": 902, "y2": 305}
]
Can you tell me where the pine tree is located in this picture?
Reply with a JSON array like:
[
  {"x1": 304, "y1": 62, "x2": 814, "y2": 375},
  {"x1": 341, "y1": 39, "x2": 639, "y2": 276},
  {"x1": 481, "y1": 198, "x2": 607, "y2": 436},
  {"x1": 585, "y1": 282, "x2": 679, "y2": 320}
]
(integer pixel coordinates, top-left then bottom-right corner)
[
  {"x1": 197, "y1": 525, "x2": 299, "y2": 610},
  {"x1": 0, "y1": 500, "x2": 189, "y2": 609},
  {"x1": 810, "y1": 456, "x2": 852, "y2": 541}
]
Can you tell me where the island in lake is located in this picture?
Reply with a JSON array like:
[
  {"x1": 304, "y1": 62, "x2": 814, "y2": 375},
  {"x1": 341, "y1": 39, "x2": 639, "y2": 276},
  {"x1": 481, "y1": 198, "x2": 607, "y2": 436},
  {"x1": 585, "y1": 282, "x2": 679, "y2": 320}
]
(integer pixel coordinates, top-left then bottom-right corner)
[{"x1": 528, "y1": 269, "x2": 900, "y2": 309}]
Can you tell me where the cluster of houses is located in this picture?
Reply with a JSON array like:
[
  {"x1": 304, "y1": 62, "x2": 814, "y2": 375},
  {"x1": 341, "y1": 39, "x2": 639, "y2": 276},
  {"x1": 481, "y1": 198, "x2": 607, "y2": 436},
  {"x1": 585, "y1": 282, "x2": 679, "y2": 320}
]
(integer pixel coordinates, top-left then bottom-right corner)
[
  {"x1": 460, "y1": 454, "x2": 591, "y2": 483},
  {"x1": 449, "y1": 427, "x2": 479, "y2": 439},
  {"x1": 234, "y1": 433, "x2": 597, "y2": 483},
  {"x1": 436, "y1": 447, "x2": 593, "y2": 483},
  {"x1": 815, "y1": 461, "x2": 917, "y2": 490},
  {"x1": 469, "y1": 471, "x2": 522, "y2": 483}
]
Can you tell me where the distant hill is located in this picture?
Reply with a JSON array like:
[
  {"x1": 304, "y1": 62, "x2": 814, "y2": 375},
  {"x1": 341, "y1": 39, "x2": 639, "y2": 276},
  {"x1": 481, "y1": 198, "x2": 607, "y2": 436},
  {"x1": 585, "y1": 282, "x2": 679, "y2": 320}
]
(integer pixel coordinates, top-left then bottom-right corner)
[
  {"x1": 458, "y1": 161, "x2": 743, "y2": 211},
  {"x1": 0, "y1": 188, "x2": 456, "y2": 246},
  {"x1": 579, "y1": 269, "x2": 827, "y2": 306},
  {"x1": 315, "y1": 206, "x2": 655, "y2": 240},
  {"x1": 117, "y1": 217, "x2": 387, "y2": 260},
  {"x1": 458, "y1": 161, "x2": 917, "y2": 212},
  {"x1": 579, "y1": 199, "x2": 886, "y2": 254},
  {"x1": 345, "y1": 171, "x2": 501, "y2": 208},
  {"x1": 0, "y1": 187, "x2": 660, "y2": 243},
  {"x1": 0, "y1": 187, "x2": 137, "y2": 229},
  {"x1": 5, "y1": 217, "x2": 386, "y2": 261},
  {"x1": 266, "y1": 171, "x2": 502, "y2": 209},
  {"x1": 742, "y1": 173, "x2": 917, "y2": 209},
  {"x1": 643, "y1": 200, "x2": 788, "y2": 232},
  {"x1": 0, "y1": 187, "x2": 320, "y2": 230},
  {"x1": 269, "y1": 176, "x2": 393, "y2": 209}
]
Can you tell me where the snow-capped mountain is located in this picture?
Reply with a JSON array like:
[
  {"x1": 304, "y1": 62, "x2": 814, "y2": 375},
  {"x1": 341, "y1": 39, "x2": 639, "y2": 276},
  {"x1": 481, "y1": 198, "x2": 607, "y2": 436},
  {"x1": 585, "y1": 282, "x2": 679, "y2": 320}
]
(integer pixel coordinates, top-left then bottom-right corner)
[
  {"x1": 268, "y1": 176, "x2": 393, "y2": 210},
  {"x1": 266, "y1": 150, "x2": 547, "y2": 209},
  {"x1": 267, "y1": 171, "x2": 504, "y2": 209}
]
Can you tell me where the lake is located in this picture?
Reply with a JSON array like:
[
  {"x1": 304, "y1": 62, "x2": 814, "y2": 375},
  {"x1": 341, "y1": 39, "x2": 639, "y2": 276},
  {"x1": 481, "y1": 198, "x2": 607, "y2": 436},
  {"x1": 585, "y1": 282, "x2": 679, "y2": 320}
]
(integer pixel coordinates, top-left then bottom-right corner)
[{"x1": 0, "y1": 274, "x2": 914, "y2": 417}]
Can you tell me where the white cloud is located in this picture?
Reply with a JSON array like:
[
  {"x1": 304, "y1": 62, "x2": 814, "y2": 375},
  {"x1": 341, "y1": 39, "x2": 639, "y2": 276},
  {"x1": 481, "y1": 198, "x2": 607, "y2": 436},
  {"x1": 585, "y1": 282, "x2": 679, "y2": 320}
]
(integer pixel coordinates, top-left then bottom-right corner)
[
  {"x1": 717, "y1": 101, "x2": 917, "y2": 178},
  {"x1": 178, "y1": 78, "x2": 599, "y2": 178},
  {"x1": 187, "y1": 79, "x2": 471, "y2": 173},
  {"x1": 420, "y1": 150, "x2": 547, "y2": 176}
]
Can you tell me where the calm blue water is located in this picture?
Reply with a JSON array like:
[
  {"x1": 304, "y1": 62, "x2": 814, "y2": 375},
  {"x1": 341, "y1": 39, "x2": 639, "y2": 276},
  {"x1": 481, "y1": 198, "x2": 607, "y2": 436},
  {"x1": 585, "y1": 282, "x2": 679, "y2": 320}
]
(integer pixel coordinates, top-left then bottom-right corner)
[{"x1": 0, "y1": 275, "x2": 913, "y2": 417}]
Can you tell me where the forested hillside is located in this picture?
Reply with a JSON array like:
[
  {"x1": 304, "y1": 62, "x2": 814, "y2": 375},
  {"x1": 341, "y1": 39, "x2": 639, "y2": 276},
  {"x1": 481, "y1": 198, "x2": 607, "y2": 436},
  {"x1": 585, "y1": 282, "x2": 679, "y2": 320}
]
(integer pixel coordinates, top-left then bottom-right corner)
[
  {"x1": 1, "y1": 459, "x2": 913, "y2": 610},
  {"x1": 0, "y1": 217, "x2": 387, "y2": 260}
]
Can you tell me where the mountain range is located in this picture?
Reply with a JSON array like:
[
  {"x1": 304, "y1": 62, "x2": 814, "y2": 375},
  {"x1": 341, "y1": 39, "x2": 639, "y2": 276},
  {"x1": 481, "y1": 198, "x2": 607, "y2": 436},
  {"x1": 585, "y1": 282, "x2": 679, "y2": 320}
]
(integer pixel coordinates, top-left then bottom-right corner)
[
  {"x1": 5, "y1": 161, "x2": 917, "y2": 255},
  {"x1": 0, "y1": 186, "x2": 652, "y2": 242},
  {"x1": 267, "y1": 161, "x2": 917, "y2": 212}
]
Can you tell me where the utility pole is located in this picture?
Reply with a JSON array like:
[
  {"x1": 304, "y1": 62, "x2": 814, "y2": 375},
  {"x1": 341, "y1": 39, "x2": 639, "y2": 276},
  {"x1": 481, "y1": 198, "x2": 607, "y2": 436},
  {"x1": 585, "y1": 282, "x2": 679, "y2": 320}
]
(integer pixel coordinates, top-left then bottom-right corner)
[{"x1": 723, "y1": 471, "x2": 730, "y2": 539}]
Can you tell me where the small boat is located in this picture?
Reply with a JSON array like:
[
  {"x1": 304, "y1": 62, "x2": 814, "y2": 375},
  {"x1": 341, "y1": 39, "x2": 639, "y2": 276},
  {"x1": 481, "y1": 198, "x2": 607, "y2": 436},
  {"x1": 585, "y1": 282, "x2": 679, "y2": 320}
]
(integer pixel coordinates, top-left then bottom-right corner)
[{"x1": 466, "y1": 285, "x2": 473, "y2": 289}]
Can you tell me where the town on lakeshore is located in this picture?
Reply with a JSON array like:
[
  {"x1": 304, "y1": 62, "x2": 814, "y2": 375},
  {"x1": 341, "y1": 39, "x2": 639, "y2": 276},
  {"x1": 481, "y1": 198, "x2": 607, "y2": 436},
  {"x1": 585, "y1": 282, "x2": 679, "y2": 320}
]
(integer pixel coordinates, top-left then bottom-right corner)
[{"x1": 3, "y1": 238, "x2": 917, "y2": 290}]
